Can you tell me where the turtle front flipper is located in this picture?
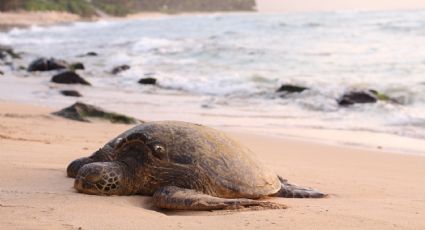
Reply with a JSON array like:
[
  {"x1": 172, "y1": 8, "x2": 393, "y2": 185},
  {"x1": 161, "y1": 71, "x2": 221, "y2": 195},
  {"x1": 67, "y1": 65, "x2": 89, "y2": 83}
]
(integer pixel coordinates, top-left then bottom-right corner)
[
  {"x1": 153, "y1": 186, "x2": 286, "y2": 211},
  {"x1": 274, "y1": 176, "x2": 326, "y2": 198},
  {"x1": 67, "y1": 157, "x2": 95, "y2": 178}
]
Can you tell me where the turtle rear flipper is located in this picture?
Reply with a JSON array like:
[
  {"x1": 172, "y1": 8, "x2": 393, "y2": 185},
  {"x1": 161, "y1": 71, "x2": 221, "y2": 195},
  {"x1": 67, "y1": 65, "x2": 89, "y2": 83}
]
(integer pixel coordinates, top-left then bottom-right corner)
[
  {"x1": 274, "y1": 176, "x2": 326, "y2": 198},
  {"x1": 153, "y1": 186, "x2": 286, "y2": 211}
]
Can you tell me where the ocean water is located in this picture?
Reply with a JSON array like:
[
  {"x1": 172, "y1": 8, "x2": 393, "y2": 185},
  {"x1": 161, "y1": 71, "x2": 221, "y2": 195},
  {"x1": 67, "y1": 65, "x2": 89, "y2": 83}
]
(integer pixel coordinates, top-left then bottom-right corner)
[{"x1": 1, "y1": 10, "x2": 425, "y2": 149}]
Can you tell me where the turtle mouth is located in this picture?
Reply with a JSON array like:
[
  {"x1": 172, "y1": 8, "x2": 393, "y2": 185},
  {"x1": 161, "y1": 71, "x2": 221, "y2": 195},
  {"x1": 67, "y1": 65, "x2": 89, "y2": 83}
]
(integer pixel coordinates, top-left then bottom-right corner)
[{"x1": 74, "y1": 162, "x2": 125, "y2": 195}]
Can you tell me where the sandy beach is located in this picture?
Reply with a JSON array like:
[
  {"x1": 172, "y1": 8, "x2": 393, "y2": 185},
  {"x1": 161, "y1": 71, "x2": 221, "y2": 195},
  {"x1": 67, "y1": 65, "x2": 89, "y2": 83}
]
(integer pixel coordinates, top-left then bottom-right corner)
[
  {"x1": 0, "y1": 100, "x2": 424, "y2": 230},
  {"x1": 1, "y1": 7, "x2": 425, "y2": 229},
  {"x1": 0, "y1": 11, "x2": 172, "y2": 31},
  {"x1": 0, "y1": 12, "x2": 81, "y2": 31}
]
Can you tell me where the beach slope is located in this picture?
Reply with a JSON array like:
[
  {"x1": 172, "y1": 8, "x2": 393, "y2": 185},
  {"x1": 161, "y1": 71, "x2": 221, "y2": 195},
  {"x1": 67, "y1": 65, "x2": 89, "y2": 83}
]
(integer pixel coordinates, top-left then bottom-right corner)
[{"x1": 0, "y1": 101, "x2": 424, "y2": 230}]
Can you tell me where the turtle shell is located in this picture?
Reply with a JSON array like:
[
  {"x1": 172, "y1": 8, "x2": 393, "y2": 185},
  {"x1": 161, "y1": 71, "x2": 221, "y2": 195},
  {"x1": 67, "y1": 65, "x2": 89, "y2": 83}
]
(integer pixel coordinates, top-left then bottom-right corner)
[{"x1": 108, "y1": 121, "x2": 281, "y2": 199}]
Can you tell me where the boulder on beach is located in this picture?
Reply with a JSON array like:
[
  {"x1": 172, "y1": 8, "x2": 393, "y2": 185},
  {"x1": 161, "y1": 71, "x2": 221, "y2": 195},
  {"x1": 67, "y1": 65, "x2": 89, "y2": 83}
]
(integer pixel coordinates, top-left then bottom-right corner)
[
  {"x1": 28, "y1": 58, "x2": 68, "y2": 72},
  {"x1": 51, "y1": 71, "x2": 91, "y2": 85},
  {"x1": 60, "y1": 90, "x2": 82, "y2": 97},
  {"x1": 138, "y1": 77, "x2": 157, "y2": 85},
  {"x1": 338, "y1": 90, "x2": 377, "y2": 106},
  {"x1": 338, "y1": 89, "x2": 397, "y2": 106},
  {"x1": 276, "y1": 84, "x2": 309, "y2": 94},
  {"x1": 52, "y1": 102, "x2": 142, "y2": 124},
  {"x1": 69, "y1": 62, "x2": 85, "y2": 70},
  {"x1": 111, "y1": 65, "x2": 130, "y2": 75},
  {"x1": 86, "y1": 52, "x2": 98, "y2": 56},
  {"x1": 0, "y1": 45, "x2": 20, "y2": 59},
  {"x1": 78, "y1": 52, "x2": 98, "y2": 57}
]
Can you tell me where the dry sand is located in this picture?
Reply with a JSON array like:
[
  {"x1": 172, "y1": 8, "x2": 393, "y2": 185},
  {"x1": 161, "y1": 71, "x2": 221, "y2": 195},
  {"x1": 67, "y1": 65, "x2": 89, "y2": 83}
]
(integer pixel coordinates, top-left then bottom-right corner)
[
  {"x1": 0, "y1": 11, "x2": 173, "y2": 31},
  {"x1": 0, "y1": 11, "x2": 81, "y2": 30},
  {"x1": 0, "y1": 100, "x2": 424, "y2": 230}
]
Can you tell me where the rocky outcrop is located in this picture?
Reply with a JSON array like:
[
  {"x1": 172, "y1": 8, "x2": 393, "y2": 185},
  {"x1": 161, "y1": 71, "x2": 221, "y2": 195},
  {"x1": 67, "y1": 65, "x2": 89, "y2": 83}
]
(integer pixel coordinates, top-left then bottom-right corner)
[
  {"x1": 111, "y1": 65, "x2": 130, "y2": 75},
  {"x1": 78, "y1": 52, "x2": 98, "y2": 57},
  {"x1": 276, "y1": 84, "x2": 309, "y2": 94},
  {"x1": 0, "y1": 45, "x2": 20, "y2": 59},
  {"x1": 338, "y1": 90, "x2": 377, "y2": 106},
  {"x1": 338, "y1": 89, "x2": 398, "y2": 106},
  {"x1": 51, "y1": 71, "x2": 90, "y2": 85},
  {"x1": 138, "y1": 77, "x2": 157, "y2": 85},
  {"x1": 69, "y1": 62, "x2": 85, "y2": 70},
  {"x1": 52, "y1": 102, "x2": 142, "y2": 124},
  {"x1": 28, "y1": 57, "x2": 87, "y2": 72},
  {"x1": 60, "y1": 90, "x2": 82, "y2": 97},
  {"x1": 28, "y1": 58, "x2": 68, "y2": 72}
]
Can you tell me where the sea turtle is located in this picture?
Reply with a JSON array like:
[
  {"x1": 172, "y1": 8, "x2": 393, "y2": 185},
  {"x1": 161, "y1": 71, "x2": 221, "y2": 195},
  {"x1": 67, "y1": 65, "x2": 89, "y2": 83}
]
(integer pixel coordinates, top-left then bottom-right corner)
[{"x1": 67, "y1": 121, "x2": 325, "y2": 210}]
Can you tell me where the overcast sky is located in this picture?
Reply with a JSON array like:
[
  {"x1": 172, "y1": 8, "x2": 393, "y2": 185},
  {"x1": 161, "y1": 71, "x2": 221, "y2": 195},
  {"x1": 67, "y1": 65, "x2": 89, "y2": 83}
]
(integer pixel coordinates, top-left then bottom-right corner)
[{"x1": 257, "y1": 0, "x2": 425, "y2": 12}]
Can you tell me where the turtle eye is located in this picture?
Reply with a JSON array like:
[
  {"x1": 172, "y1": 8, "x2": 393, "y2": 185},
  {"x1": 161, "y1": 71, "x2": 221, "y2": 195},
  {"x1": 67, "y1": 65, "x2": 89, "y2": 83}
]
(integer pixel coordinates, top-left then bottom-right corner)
[
  {"x1": 154, "y1": 145, "x2": 165, "y2": 153},
  {"x1": 151, "y1": 143, "x2": 166, "y2": 159}
]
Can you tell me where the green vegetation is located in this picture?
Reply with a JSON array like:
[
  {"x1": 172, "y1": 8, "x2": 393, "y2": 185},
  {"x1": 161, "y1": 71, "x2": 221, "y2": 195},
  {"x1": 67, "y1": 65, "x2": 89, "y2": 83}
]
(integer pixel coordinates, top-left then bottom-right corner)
[
  {"x1": 92, "y1": 0, "x2": 133, "y2": 16},
  {"x1": 0, "y1": 0, "x2": 256, "y2": 17},
  {"x1": 1, "y1": 0, "x2": 95, "y2": 17},
  {"x1": 130, "y1": 0, "x2": 256, "y2": 13}
]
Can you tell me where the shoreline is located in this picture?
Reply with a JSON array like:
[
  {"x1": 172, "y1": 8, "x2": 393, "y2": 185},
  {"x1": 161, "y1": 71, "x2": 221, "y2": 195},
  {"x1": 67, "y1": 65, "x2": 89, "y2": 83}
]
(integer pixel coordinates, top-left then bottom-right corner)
[
  {"x1": 1, "y1": 10, "x2": 424, "y2": 157},
  {"x1": 0, "y1": 10, "x2": 255, "y2": 32},
  {"x1": 0, "y1": 11, "x2": 170, "y2": 32},
  {"x1": 0, "y1": 100, "x2": 424, "y2": 229},
  {"x1": 0, "y1": 11, "x2": 82, "y2": 32},
  {"x1": 2, "y1": 96, "x2": 425, "y2": 157}
]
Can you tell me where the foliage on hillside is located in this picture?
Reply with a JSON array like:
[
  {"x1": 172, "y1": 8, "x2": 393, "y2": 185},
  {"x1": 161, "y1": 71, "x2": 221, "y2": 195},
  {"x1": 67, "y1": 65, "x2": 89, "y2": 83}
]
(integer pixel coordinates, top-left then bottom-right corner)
[
  {"x1": 131, "y1": 0, "x2": 256, "y2": 13},
  {"x1": 0, "y1": 0, "x2": 95, "y2": 16},
  {"x1": 0, "y1": 0, "x2": 256, "y2": 16}
]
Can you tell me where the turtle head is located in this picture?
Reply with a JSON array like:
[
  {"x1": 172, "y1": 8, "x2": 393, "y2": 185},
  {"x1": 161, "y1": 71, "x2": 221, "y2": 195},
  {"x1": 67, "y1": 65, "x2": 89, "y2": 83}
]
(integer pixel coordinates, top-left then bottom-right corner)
[
  {"x1": 74, "y1": 162, "x2": 135, "y2": 195},
  {"x1": 72, "y1": 131, "x2": 169, "y2": 196}
]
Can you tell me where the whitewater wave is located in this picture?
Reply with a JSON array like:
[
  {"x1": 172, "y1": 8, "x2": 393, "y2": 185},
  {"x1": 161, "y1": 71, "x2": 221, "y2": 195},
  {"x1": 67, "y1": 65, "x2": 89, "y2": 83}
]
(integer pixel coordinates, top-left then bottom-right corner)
[{"x1": 1, "y1": 10, "x2": 425, "y2": 142}]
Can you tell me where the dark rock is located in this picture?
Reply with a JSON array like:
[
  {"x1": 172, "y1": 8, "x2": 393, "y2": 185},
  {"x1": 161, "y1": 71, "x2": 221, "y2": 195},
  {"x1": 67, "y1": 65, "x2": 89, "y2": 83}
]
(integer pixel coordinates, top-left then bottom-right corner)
[
  {"x1": 0, "y1": 45, "x2": 20, "y2": 59},
  {"x1": 78, "y1": 52, "x2": 98, "y2": 57},
  {"x1": 85, "y1": 52, "x2": 98, "y2": 56},
  {"x1": 138, "y1": 77, "x2": 157, "y2": 85},
  {"x1": 0, "y1": 70, "x2": 3, "y2": 75},
  {"x1": 60, "y1": 90, "x2": 82, "y2": 97},
  {"x1": 69, "y1": 62, "x2": 85, "y2": 70},
  {"x1": 338, "y1": 90, "x2": 378, "y2": 106},
  {"x1": 111, "y1": 65, "x2": 130, "y2": 75},
  {"x1": 52, "y1": 102, "x2": 142, "y2": 124},
  {"x1": 339, "y1": 89, "x2": 400, "y2": 106},
  {"x1": 51, "y1": 71, "x2": 91, "y2": 85},
  {"x1": 277, "y1": 84, "x2": 309, "y2": 93},
  {"x1": 28, "y1": 58, "x2": 68, "y2": 72}
]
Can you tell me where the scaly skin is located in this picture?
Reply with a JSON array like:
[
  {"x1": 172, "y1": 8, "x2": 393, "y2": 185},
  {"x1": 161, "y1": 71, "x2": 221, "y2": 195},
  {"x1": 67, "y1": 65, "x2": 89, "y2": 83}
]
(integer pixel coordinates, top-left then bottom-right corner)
[{"x1": 68, "y1": 121, "x2": 326, "y2": 210}]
